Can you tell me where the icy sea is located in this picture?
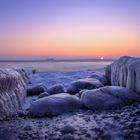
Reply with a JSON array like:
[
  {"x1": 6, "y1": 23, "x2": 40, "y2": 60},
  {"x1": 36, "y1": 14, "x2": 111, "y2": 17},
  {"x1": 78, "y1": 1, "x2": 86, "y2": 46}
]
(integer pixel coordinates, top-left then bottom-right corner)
[
  {"x1": 0, "y1": 61, "x2": 112, "y2": 109},
  {"x1": 0, "y1": 61, "x2": 112, "y2": 87},
  {"x1": 0, "y1": 61, "x2": 112, "y2": 72}
]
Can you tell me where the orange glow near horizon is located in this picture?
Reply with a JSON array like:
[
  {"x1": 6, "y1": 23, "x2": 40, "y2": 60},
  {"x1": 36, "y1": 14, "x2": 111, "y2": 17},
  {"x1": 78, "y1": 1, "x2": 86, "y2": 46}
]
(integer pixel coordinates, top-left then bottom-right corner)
[
  {"x1": 0, "y1": 0, "x2": 140, "y2": 59},
  {"x1": 1, "y1": 23, "x2": 139, "y2": 58}
]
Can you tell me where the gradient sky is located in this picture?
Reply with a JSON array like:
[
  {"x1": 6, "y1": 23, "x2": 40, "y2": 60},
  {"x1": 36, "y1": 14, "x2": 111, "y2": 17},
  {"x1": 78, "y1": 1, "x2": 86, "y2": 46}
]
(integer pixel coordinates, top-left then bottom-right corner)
[{"x1": 0, "y1": 0, "x2": 140, "y2": 59}]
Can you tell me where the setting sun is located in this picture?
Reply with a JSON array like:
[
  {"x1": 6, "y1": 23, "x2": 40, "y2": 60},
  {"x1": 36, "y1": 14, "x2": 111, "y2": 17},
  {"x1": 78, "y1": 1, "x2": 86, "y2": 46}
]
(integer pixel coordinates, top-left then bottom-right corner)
[{"x1": 100, "y1": 57, "x2": 104, "y2": 60}]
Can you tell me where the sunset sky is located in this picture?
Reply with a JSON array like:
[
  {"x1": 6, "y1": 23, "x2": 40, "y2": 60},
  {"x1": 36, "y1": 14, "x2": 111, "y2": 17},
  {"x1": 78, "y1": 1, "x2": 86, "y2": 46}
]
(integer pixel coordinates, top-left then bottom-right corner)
[{"x1": 0, "y1": 0, "x2": 140, "y2": 59}]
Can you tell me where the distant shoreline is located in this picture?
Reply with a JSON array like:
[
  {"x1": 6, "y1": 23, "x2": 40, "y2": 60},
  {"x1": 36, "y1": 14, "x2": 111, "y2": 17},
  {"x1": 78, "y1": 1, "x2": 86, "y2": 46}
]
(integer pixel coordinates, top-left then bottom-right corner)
[{"x1": 0, "y1": 59, "x2": 114, "y2": 63}]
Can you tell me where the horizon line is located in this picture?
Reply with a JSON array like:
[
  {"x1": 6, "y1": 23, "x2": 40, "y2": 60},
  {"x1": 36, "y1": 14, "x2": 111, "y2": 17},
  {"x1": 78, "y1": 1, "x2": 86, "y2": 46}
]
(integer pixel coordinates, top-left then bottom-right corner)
[{"x1": 0, "y1": 58, "x2": 115, "y2": 63}]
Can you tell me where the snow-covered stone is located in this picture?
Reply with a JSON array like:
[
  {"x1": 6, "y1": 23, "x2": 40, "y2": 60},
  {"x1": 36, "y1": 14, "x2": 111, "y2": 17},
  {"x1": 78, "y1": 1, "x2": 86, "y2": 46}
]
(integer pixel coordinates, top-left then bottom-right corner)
[
  {"x1": 29, "y1": 93, "x2": 81, "y2": 116},
  {"x1": 47, "y1": 84, "x2": 65, "y2": 95},
  {"x1": 81, "y1": 86, "x2": 139, "y2": 110},
  {"x1": 27, "y1": 84, "x2": 47, "y2": 96},
  {"x1": 60, "y1": 125, "x2": 76, "y2": 134},
  {"x1": 0, "y1": 69, "x2": 26, "y2": 120},
  {"x1": 15, "y1": 68, "x2": 30, "y2": 84},
  {"x1": 89, "y1": 71, "x2": 109, "y2": 85},
  {"x1": 63, "y1": 134, "x2": 75, "y2": 140},
  {"x1": 105, "y1": 56, "x2": 140, "y2": 94},
  {"x1": 67, "y1": 78, "x2": 103, "y2": 94},
  {"x1": 38, "y1": 92, "x2": 49, "y2": 98}
]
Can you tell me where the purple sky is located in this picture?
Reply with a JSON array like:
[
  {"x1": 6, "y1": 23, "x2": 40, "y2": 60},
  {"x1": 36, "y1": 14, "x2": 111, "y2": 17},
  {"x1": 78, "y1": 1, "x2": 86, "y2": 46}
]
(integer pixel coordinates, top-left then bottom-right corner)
[{"x1": 0, "y1": 0, "x2": 140, "y2": 59}]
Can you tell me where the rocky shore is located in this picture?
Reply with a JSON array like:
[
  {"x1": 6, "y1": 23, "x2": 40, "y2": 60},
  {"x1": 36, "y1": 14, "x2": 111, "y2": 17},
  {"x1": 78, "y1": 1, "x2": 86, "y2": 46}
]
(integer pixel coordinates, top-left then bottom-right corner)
[
  {"x1": 0, "y1": 102, "x2": 140, "y2": 140},
  {"x1": 0, "y1": 56, "x2": 140, "y2": 140}
]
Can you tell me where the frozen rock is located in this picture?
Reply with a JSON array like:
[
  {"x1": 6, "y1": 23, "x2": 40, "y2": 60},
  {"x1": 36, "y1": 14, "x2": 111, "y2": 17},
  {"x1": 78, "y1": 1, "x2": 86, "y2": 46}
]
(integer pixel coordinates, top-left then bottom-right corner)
[
  {"x1": 29, "y1": 93, "x2": 81, "y2": 116},
  {"x1": 81, "y1": 86, "x2": 139, "y2": 110},
  {"x1": 60, "y1": 125, "x2": 76, "y2": 134},
  {"x1": 15, "y1": 68, "x2": 29, "y2": 84},
  {"x1": 0, "y1": 69, "x2": 26, "y2": 120},
  {"x1": 105, "y1": 56, "x2": 140, "y2": 94},
  {"x1": 63, "y1": 134, "x2": 75, "y2": 140},
  {"x1": 78, "y1": 89, "x2": 88, "y2": 97},
  {"x1": 67, "y1": 78, "x2": 103, "y2": 94},
  {"x1": 38, "y1": 92, "x2": 49, "y2": 98},
  {"x1": 89, "y1": 72, "x2": 109, "y2": 85},
  {"x1": 27, "y1": 84, "x2": 47, "y2": 96},
  {"x1": 47, "y1": 84, "x2": 65, "y2": 95}
]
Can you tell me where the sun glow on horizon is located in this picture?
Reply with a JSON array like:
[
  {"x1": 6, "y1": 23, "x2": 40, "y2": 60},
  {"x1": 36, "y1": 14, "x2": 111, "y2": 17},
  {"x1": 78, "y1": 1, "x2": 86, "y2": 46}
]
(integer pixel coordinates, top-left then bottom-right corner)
[{"x1": 100, "y1": 57, "x2": 104, "y2": 60}]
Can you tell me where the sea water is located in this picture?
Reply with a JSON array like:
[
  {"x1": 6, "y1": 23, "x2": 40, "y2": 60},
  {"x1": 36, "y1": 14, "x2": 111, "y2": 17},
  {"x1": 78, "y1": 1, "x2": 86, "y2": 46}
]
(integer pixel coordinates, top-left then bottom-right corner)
[{"x1": 0, "y1": 61, "x2": 112, "y2": 72}]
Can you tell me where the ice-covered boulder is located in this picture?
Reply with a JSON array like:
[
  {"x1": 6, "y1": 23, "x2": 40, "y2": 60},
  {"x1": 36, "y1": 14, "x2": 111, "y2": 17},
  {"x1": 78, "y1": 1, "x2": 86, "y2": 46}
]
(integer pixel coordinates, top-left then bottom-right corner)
[
  {"x1": 29, "y1": 93, "x2": 81, "y2": 116},
  {"x1": 38, "y1": 92, "x2": 49, "y2": 98},
  {"x1": 0, "y1": 69, "x2": 26, "y2": 120},
  {"x1": 81, "y1": 86, "x2": 139, "y2": 110},
  {"x1": 67, "y1": 78, "x2": 103, "y2": 94},
  {"x1": 47, "y1": 84, "x2": 65, "y2": 95},
  {"x1": 27, "y1": 84, "x2": 47, "y2": 96},
  {"x1": 15, "y1": 68, "x2": 29, "y2": 84},
  {"x1": 105, "y1": 56, "x2": 140, "y2": 94},
  {"x1": 60, "y1": 125, "x2": 76, "y2": 134},
  {"x1": 89, "y1": 72, "x2": 109, "y2": 85}
]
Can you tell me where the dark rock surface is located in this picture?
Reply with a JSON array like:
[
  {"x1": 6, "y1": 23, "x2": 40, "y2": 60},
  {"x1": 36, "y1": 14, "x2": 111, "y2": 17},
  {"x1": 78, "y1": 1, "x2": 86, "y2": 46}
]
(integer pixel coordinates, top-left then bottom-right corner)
[{"x1": 27, "y1": 84, "x2": 47, "y2": 96}]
